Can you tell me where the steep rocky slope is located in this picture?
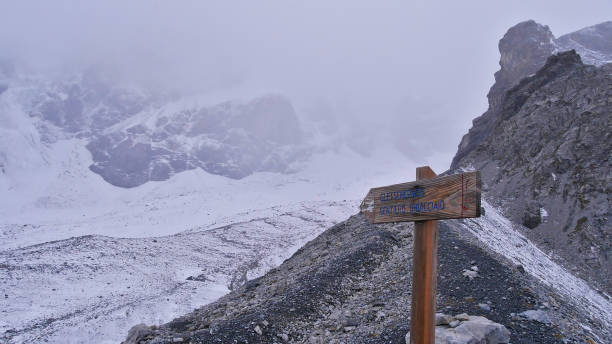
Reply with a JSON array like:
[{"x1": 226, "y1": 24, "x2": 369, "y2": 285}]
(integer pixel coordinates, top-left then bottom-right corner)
[{"x1": 451, "y1": 22, "x2": 612, "y2": 292}]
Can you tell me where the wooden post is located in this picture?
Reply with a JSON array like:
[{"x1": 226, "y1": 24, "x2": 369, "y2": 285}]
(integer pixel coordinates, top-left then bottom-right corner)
[
  {"x1": 410, "y1": 166, "x2": 438, "y2": 344},
  {"x1": 359, "y1": 166, "x2": 481, "y2": 342}
]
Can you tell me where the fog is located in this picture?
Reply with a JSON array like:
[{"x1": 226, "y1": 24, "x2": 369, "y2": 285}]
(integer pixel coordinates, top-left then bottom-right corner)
[{"x1": 1, "y1": 0, "x2": 611, "y2": 172}]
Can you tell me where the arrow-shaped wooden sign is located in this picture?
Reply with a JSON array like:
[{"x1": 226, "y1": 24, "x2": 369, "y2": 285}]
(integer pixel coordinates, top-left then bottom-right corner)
[{"x1": 360, "y1": 170, "x2": 481, "y2": 224}]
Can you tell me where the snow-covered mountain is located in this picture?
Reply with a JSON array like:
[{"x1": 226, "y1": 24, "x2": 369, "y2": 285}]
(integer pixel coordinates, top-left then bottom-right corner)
[
  {"x1": 555, "y1": 21, "x2": 612, "y2": 66},
  {"x1": 2, "y1": 70, "x2": 307, "y2": 188}
]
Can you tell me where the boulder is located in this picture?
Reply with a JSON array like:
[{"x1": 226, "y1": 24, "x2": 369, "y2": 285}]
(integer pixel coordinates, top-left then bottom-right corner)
[
  {"x1": 122, "y1": 324, "x2": 152, "y2": 344},
  {"x1": 406, "y1": 315, "x2": 510, "y2": 344}
]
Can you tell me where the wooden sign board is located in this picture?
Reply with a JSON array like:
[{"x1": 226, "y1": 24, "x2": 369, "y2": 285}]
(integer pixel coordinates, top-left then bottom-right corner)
[{"x1": 360, "y1": 171, "x2": 481, "y2": 224}]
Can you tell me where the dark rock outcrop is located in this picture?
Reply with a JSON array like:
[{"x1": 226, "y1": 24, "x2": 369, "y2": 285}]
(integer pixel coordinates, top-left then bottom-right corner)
[
  {"x1": 452, "y1": 20, "x2": 612, "y2": 168},
  {"x1": 451, "y1": 46, "x2": 612, "y2": 290}
]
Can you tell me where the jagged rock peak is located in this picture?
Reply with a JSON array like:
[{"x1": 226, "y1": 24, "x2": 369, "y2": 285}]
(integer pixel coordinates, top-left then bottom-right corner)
[
  {"x1": 500, "y1": 50, "x2": 584, "y2": 122},
  {"x1": 451, "y1": 19, "x2": 611, "y2": 169},
  {"x1": 495, "y1": 20, "x2": 556, "y2": 94},
  {"x1": 488, "y1": 20, "x2": 612, "y2": 110}
]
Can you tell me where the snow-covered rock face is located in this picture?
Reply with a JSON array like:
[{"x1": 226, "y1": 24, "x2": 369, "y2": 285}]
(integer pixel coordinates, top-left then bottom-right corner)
[
  {"x1": 16, "y1": 72, "x2": 305, "y2": 187},
  {"x1": 86, "y1": 94, "x2": 304, "y2": 187},
  {"x1": 27, "y1": 72, "x2": 151, "y2": 134},
  {"x1": 556, "y1": 21, "x2": 612, "y2": 66}
]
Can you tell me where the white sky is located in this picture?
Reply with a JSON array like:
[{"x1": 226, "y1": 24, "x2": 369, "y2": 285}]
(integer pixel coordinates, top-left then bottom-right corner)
[{"x1": 1, "y1": 0, "x2": 611, "y2": 171}]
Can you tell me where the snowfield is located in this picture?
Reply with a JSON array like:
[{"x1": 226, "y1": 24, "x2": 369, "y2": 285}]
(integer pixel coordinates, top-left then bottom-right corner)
[
  {"x1": 0, "y1": 110, "x2": 420, "y2": 343},
  {"x1": 0, "y1": 200, "x2": 356, "y2": 344}
]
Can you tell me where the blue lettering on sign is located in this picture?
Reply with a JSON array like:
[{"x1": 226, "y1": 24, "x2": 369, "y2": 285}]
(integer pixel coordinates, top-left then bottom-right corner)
[
  {"x1": 379, "y1": 199, "x2": 446, "y2": 216},
  {"x1": 409, "y1": 199, "x2": 445, "y2": 213},
  {"x1": 380, "y1": 188, "x2": 425, "y2": 202},
  {"x1": 379, "y1": 204, "x2": 407, "y2": 216}
]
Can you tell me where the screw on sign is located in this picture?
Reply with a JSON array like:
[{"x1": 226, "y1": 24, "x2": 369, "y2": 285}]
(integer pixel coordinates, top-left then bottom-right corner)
[{"x1": 360, "y1": 166, "x2": 482, "y2": 344}]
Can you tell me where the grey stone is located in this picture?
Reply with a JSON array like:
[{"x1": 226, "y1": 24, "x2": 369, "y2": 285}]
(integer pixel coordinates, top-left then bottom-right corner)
[
  {"x1": 122, "y1": 324, "x2": 151, "y2": 344},
  {"x1": 342, "y1": 317, "x2": 359, "y2": 327},
  {"x1": 478, "y1": 303, "x2": 491, "y2": 312},
  {"x1": 436, "y1": 313, "x2": 453, "y2": 325},
  {"x1": 406, "y1": 315, "x2": 510, "y2": 344},
  {"x1": 519, "y1": 310, "x2": 552, "y2": 324},
  {"x1": 462, "y1": 270, "x2": 479, "y2": 280},
  {"x1": 455, "y1": 313, "x2": 470, "y2": 321},
  {"x1": 522, "y1": 201, "x2": 542, "y2": 229},
  {"x1": 449, "y1": 320, "x2": 461, "y2": 328}
]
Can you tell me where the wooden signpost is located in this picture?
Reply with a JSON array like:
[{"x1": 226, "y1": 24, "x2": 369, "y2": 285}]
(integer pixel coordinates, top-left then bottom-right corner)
[{"x1": 360, "y1": 167, "x2": 481, "y2": 344}]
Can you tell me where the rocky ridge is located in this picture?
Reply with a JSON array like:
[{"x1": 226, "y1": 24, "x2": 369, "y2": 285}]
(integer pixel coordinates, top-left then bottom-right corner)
[
  {"x1": 451, "y1": 21, "x2": 612, "y2": 292},
  {"x1": 453, "y1": 20, "x2": 612, "y2": 166},
  {"x1": 124, "y1": 214, "x2": 608, "y2": 343}
]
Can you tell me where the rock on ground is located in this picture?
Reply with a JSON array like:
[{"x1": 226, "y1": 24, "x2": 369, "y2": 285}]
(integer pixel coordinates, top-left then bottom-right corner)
[{"x1": 405, "y1": 314, "x2": 510, "y2": 344}]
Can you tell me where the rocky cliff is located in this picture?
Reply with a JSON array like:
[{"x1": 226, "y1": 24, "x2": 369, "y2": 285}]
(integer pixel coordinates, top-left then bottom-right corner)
[{"x1": 451, "y1": 21, "x2": 612, "y2": 292}]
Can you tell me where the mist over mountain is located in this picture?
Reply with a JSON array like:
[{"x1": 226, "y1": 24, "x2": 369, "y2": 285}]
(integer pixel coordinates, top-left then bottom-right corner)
[
  {"x1": 2, "y1": 20, "x2": 610, "y2": 189},
  {"x1": 1, "y1": 2, "x2": 612, "y2": 343}
]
